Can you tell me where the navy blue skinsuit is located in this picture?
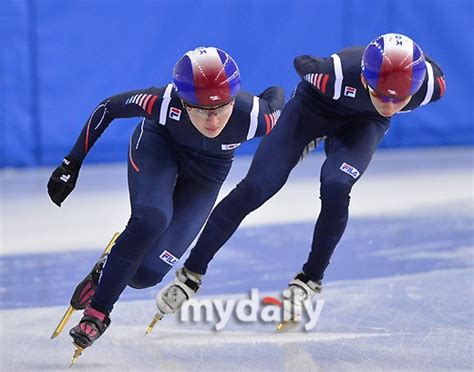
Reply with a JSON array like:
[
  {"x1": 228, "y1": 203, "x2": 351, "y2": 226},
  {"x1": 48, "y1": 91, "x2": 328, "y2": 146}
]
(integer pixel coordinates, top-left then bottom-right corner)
[
  {"x1": 184, "y1": 47, "x2": 446, "y2": 282},
  {"x1": 67, "y1": 84, "x2": 284, "y2": 313}
]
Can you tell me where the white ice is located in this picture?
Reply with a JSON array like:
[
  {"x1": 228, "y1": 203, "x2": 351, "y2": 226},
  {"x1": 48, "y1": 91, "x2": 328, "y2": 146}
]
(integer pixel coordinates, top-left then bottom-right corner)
[{"x1": 1, "y1": 147, "x2": 473, "y2": 371}]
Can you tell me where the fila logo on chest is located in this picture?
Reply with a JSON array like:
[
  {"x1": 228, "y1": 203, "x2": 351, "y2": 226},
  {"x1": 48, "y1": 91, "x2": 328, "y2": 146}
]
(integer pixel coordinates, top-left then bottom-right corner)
[
  {"x1": 344, "y1": 86, "x2": 357, "y2": 98},
  {"x1": 169, "y1": 107, "x2": 182, "y2": 121}
]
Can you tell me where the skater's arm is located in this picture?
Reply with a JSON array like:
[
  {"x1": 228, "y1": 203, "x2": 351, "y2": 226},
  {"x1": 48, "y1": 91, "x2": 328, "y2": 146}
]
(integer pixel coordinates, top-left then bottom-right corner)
[
  {"x1": 47, "y1": 87, "x2": 164, "y2": 207},
  {"x1": 420, "y1": 55, "x2": 446, "y2": 104},
  {"x1": 254, "y1": 86, "x2": 285, "y2": 136},
  {"x1": 68, "y1": 87, "x2": 164, "y2": 162}
]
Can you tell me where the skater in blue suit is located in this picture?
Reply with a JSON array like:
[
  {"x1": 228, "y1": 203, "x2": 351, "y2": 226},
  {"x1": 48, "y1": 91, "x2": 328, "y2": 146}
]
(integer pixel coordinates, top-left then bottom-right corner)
[
  {"x1": 47, "y1": 46, "x2": 284, "y2": 348},
  {"x1": 156, "y1": 34, "x2": 446, "y2": 329}
]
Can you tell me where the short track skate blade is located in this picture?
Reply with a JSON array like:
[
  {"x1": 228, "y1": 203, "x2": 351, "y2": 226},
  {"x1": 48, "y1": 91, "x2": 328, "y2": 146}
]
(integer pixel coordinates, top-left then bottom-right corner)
[
  {"x1": 145, "y1": 312, "x2": 164, "y2": 335},
  {"x1": 101, "y1": 232, "x2": 120, "y2": 257},
  {"x1": 70, "y1": 344, "x2": 84, "y2": 367},
  {"x1": 50, "y1": 233, "x2": 120, "y2": 339},
  {"x1": 51, "y1": 306, "x2": 76, "y2": 339},
  {"x1": 276, "y1": 320, "x2": 299, "y2": 333}
]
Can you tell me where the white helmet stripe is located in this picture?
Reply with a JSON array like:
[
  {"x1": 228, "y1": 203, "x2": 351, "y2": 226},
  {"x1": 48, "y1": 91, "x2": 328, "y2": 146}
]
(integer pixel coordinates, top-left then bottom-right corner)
[
  {"x1": 186, "y1": 47, "x2": 223, "y2": 79},
  {"x1": 382, "y1": 34, "x2": 414, "y2": 63}
]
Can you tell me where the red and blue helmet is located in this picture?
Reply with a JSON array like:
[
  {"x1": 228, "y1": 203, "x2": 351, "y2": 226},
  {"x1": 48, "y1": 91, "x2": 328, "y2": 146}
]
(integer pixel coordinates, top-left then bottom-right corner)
[
  {"x1": 362, "y1": 33, "x2": 426, "y2": 98},
  {"x1": 172, "y1": 47, "x2": 241, "y2": 108}
]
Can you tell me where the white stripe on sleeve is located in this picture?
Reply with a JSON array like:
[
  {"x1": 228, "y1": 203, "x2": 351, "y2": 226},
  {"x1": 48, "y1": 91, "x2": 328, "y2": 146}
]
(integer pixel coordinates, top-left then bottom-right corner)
[
  {"x1": 138, "y1": 94, "x2": 148, "y2": 107},
  {"x1": 331, "y1": 53, "x2": 343, "y2": 100},
  {"x1": 135, "y1": 94, "x2": 144, "y2": 104},
  {"x1": 159, "y1": 84, "x2": 173, "y2": 125},
  {"x1": 420, "y1": 62, "x2": 434, "y2": 106},
  {"x1": 246, "y1": 96, "x2": 260, "y2": 140}
]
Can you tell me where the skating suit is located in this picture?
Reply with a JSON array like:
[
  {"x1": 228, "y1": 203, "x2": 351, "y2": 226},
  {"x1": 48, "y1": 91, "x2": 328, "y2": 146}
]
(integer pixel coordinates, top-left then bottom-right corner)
[
  {"x1": 184, "y1": 47, "x2": 446, "y2": 281},
  {"x1": 67, "y1": 84, "x2": 284, "y2": 313}
]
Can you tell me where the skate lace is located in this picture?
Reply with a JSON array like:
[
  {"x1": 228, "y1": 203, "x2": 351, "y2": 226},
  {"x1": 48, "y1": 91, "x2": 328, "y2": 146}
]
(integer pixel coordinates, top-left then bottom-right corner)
[
  {"x1": 287, "y1": 285, "x2": 309, "y2": 302},
  {"x1": 166, "y1": 286, "x2": 179, "y2": 301},
  {"x1": 79, "y1": 322, "x2": 98, "y2": 337},
  {"x1": 163, "y1": 286, "x2": 186, "y2": 309},
  {"x1": 170, "y1": 287, "x2": 179, "y2": 302},
  {"x1": 78, "y1": 281, "x2": 95, "y2": 304}
]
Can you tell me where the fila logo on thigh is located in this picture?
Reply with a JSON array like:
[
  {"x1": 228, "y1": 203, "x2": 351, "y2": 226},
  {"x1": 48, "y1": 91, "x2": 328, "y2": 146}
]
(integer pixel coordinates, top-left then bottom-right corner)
[
  {"x1": 159, "y1": 250, "x2": 179, "y2": 266},
  {"x1": 339, "y1": 162, "x2": 360, "y2": 179}
]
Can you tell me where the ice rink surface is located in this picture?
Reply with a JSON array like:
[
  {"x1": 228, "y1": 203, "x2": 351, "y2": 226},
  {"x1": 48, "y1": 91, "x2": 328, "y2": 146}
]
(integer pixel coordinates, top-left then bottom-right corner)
[{"x1": 1, "y1": 147, "x2": 473, "y2": 371}]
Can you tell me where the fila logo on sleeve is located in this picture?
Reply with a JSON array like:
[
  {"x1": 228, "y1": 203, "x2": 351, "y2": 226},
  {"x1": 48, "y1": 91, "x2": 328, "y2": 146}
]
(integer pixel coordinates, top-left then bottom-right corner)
[
  {"x1": 169, "y1": 107, "x2": 182, "y2": 121},
  {"x1": 159, "y1": 250, "x2": 179, "y2": 266},
  {"x1": 339, "y1": 162, "x2": 360, "y2": 179},
  {"x1": 344, "y1": 86, "x2": 357, "y2": 98}
]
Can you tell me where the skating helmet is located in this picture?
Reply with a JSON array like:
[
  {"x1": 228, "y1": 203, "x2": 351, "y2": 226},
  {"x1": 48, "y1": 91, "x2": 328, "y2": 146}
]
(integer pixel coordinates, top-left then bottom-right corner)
[
  {"x1": 362, "y1": 33, "x2": 426, "y2": 98},
  {"x1": 172, "y1": 47, "x2": 241, "y2": 108}
]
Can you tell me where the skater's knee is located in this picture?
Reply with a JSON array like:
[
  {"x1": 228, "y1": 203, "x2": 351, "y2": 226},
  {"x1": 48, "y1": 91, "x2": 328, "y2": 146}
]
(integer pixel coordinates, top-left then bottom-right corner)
[
  {"x1": 130, "y1": 205, "x2": 172, "y2": 237},
  {"x1": 236, "y1": 179, "x2": 273, "y2": 210},
  {"x1": 129, "y1": 267, "x2": 163, "y2": 289},
  {"x1": 320, "y1": 177, "x2": 353, "y2": 205}
]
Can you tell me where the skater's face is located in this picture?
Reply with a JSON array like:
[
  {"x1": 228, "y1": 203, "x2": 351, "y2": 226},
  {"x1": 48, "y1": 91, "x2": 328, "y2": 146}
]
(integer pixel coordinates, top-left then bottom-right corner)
[
  {"x1": 184, "y1": 100, "x2": 235, "y2": 138},
  {"x1": 361, "y1": 75, "x2": 412, "y2": 117}
]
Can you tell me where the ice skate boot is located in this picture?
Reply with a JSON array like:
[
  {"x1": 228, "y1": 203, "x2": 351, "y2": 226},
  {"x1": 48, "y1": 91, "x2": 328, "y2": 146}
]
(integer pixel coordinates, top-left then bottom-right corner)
[
  {"x1": 69, "y1": 306, "x2": 111, "y2": 366},
  {"x1": 50, "y1": 232, "x2": 119, "y2": 339},
  {"x1": 277, "y1": 271, "x2": 322, "y2": 332},
  {"x1": 69, "y1": 254, "x2": 106, "y2": 310},
  {"x1": 145, "y1": 267, "x2": 202, "y2": 334}
]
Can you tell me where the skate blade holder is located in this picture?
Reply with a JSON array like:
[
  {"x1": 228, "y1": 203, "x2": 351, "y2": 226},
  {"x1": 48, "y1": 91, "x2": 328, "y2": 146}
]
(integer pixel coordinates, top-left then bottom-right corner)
[
  {"x1": 276, "y1": 320, "x2": 299, "y2": 333},
  {"x1": 50, "y1": 232, "x2": 120, "y2": 339},
  {"x1": 70, "y1": 344, "x2": 84, "y2": 367},
  {"x1": 145, "y1": 311, "x2": 164, "y2": 335}
]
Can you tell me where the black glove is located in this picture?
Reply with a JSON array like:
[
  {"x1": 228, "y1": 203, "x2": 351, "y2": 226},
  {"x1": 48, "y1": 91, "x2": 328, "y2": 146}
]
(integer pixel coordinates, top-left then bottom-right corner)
[
  {"x1": 257, "y1": 86, "x2": 284, "y2": 100},
  {"x1": 47, "y1": 156, "x2": 81, "y2": 207},
  {"x1": 257, "y1": 86, "x2": 285, "y2": 114},
  {"x1": 293, "y1": 55, "x2": 324, "y2": 78}
]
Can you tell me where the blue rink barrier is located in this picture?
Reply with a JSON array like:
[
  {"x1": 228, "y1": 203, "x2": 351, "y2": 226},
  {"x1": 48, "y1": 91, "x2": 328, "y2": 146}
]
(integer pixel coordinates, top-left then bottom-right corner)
[{"x1": 1, "y1": 0, "x2": 473, "y2": 167}]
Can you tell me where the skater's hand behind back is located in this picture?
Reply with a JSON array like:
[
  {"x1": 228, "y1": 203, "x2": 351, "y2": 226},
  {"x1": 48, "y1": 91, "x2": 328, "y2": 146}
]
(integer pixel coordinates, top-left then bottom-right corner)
[{"x1": 47, "y1": 156, "x2": 81, "y2": 207}]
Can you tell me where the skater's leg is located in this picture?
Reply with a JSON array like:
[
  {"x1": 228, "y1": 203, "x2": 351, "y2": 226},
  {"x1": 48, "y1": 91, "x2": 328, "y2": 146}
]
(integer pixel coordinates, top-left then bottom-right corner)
[
  {"x1": 70, "y1": 125, "x2": 180, "y2": 348},
  {"x1": 302, "y1": 118, "x2": 389, "y2": 280},
  {"x1": 90, "y1": 126, "x2": 178, "y2": 314},
  {"x1": 129, "y1": 156, "x2": 232, "y2": 289},
  {"x1": 278, "y1": 119, "x2": 389, "y2": 330},
  {"x1": 184, "y1": 96, "x2": 337, "y2": 275}
]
